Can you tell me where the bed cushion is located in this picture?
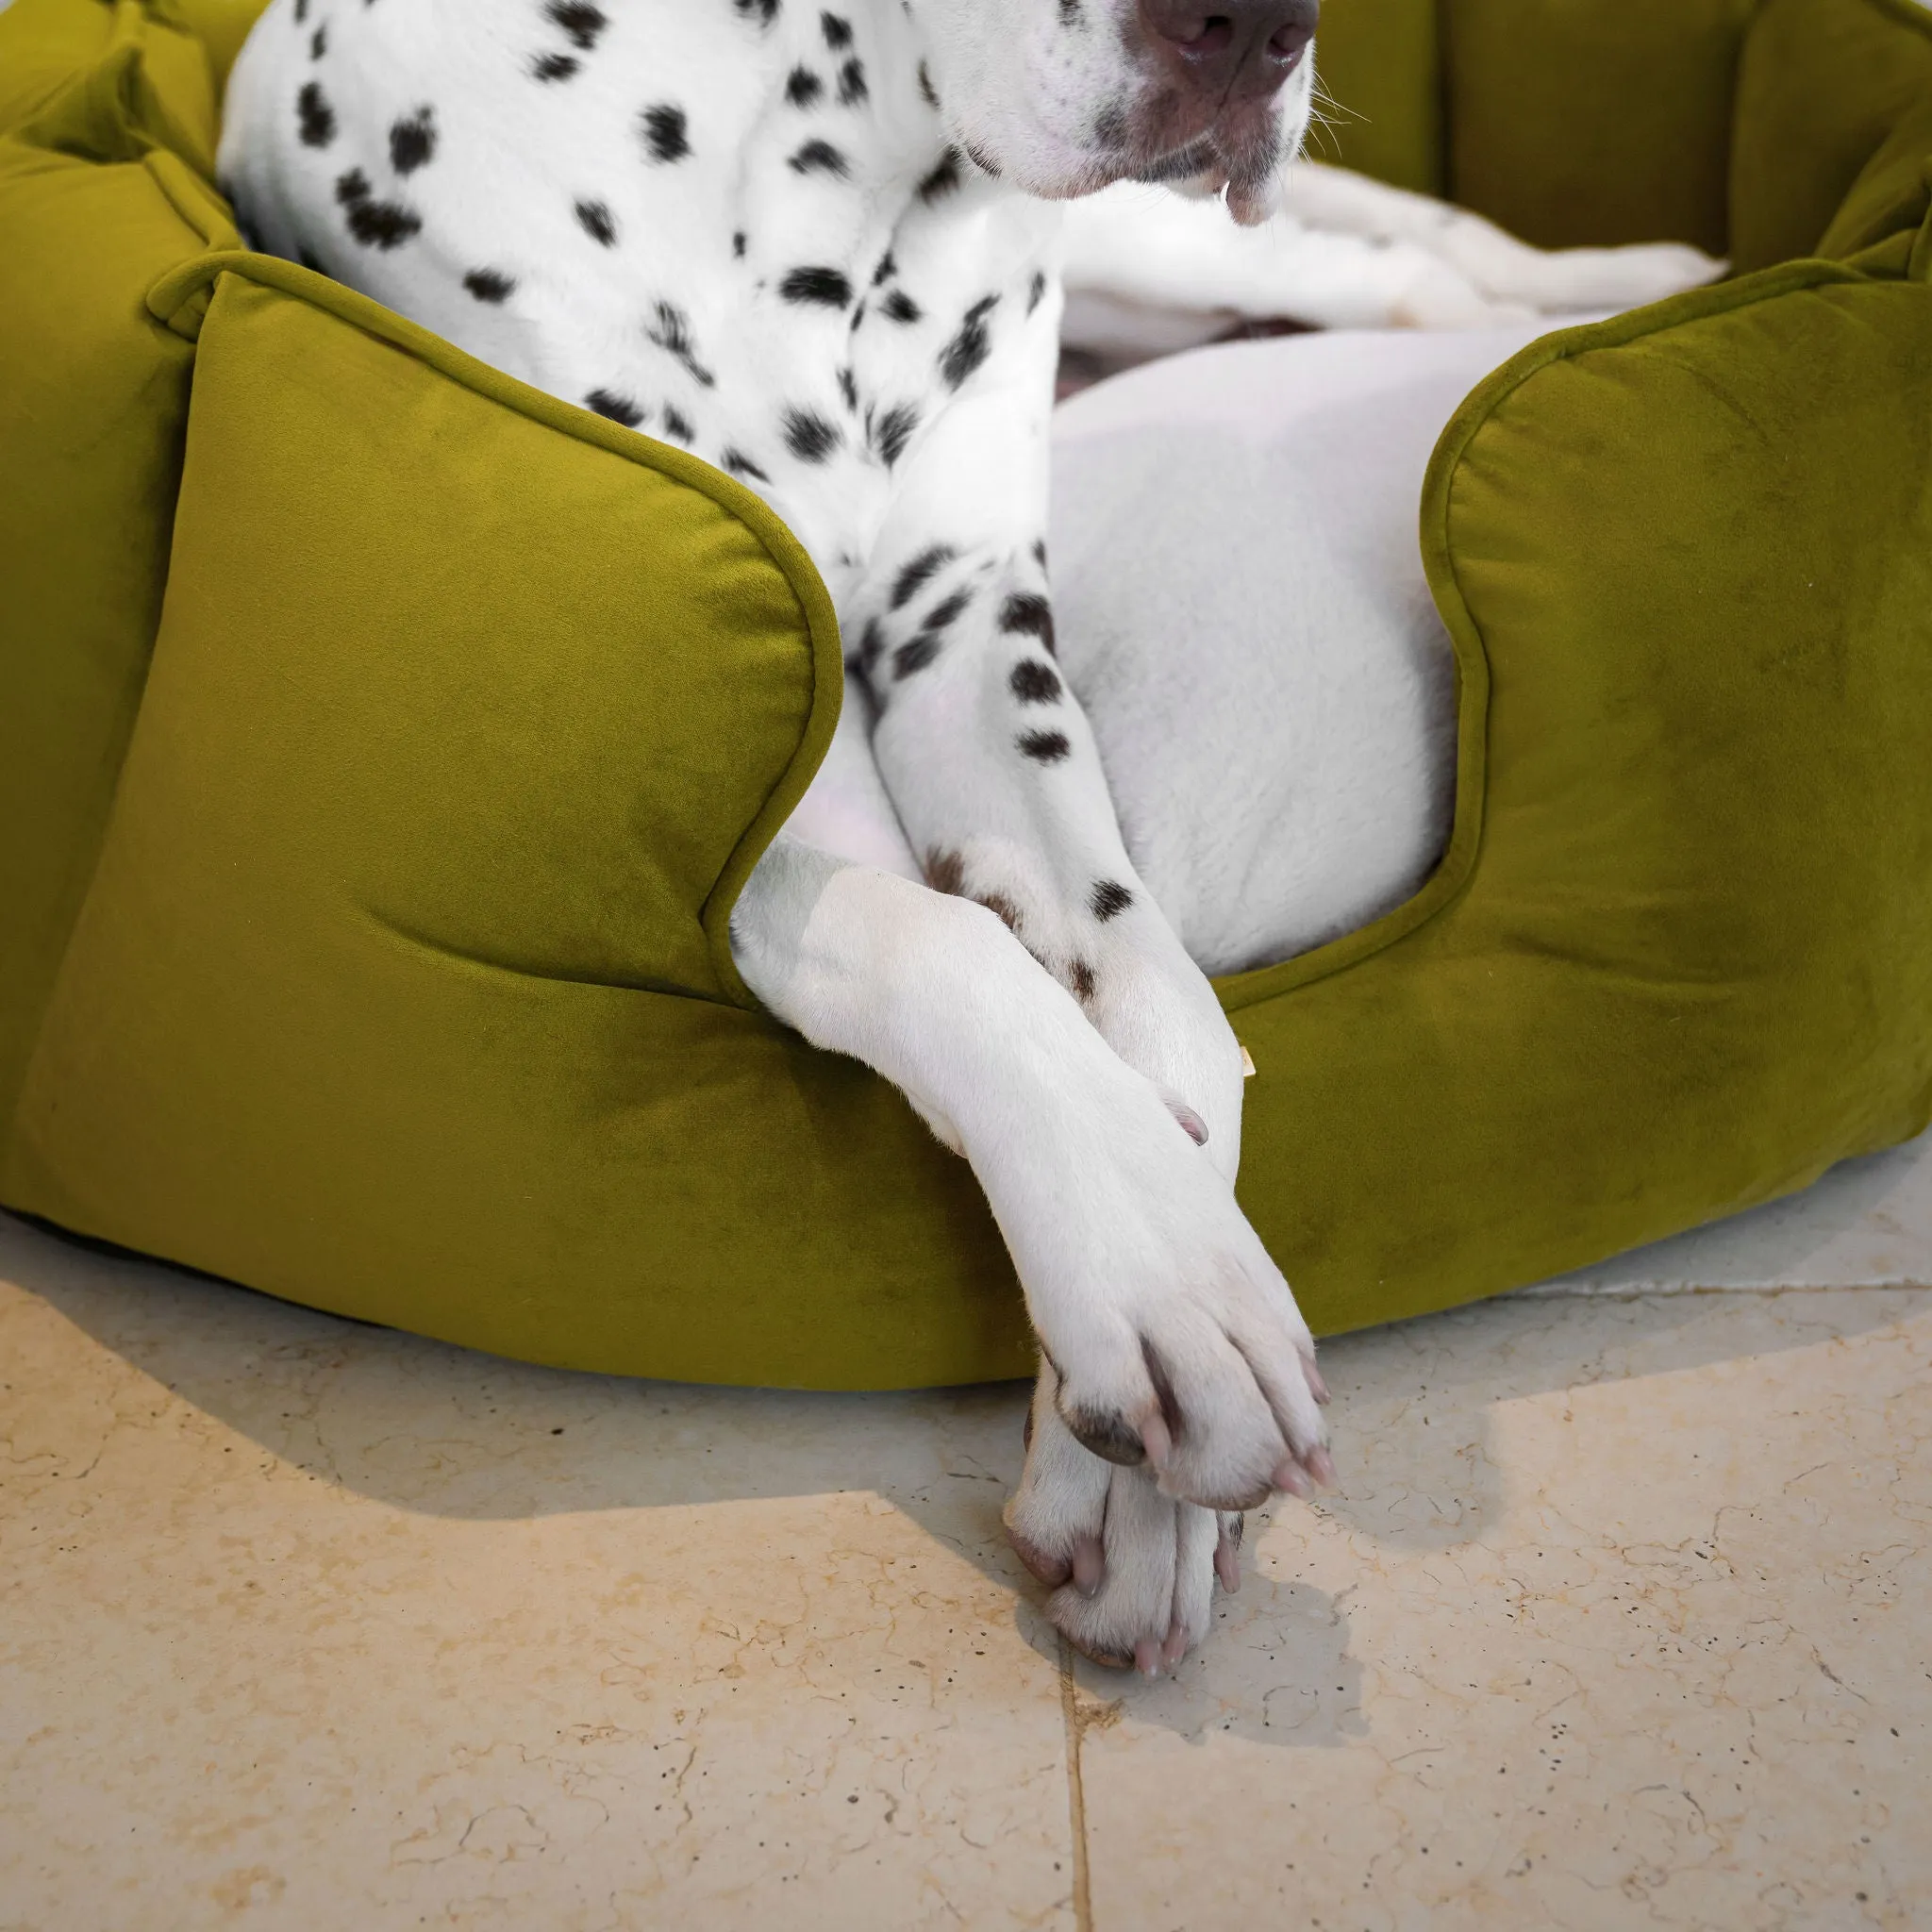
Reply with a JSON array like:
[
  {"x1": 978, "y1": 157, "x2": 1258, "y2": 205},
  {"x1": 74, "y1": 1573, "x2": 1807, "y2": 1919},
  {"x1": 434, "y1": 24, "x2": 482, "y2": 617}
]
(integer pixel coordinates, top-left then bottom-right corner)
[{"x1": 1, "y1": 0, "x2": 1929, "y2": 1385}]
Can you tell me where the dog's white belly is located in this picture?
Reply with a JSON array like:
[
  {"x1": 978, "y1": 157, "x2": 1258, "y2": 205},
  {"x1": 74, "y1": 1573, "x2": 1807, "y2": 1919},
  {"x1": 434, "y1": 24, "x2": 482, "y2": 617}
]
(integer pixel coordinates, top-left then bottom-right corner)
[{"x1": 1050, "y1": 319, "x2": 1572, "y2": 976}]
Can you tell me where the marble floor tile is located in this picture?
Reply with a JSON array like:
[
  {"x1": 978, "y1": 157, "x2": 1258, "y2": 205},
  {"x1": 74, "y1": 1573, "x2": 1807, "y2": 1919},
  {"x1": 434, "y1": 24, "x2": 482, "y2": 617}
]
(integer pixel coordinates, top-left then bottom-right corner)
[
  {"x1": 5, "y1": 1193, "x2": 1929, "y2": 1930},
  {"x1": 1074, "y1": 1287, "x2": 1932, "y2": 1931},
  {"x1": 0, "y1": 1218, "x2": 1073, "y2": 1932}
]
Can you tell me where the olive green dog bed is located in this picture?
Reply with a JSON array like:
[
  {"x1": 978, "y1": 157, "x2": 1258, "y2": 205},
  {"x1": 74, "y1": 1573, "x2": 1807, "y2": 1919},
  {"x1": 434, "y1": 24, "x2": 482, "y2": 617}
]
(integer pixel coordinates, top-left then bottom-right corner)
[{"x1": 3, "y1": 0, "x2": 1929, "y2": 1389}]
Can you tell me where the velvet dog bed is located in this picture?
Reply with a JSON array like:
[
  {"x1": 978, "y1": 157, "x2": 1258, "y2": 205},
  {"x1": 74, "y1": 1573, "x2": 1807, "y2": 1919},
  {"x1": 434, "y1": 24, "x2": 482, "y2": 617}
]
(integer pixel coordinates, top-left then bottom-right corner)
[{"x1": 2, "y1": 0, "x2": 1928, "y2": 1387}]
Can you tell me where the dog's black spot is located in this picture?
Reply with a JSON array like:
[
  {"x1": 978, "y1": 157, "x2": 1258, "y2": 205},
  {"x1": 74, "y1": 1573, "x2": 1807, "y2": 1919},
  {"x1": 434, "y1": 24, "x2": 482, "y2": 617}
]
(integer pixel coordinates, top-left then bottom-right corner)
[
  {"x1": 892, "y1": 633, "x2": 942, "y2": 679},
  {"x1": 660, "y1": 405, "x2": 694, "y2": 442},
  {"x1": 779, "y1": 264, "x2": 852, "y2": 308},
  {"x1": 976, "y1": 891, "x2": 1024, "y2": 931},
  {"x1": 296, "y1": 81, "x2": 335, "y2": 148},
  {"x1": 849, "y1": 301, "x2": 866, "y2": 332},
  {"x1": 881, "y1": 289, "x2": 921, "y2": 325},
  {"x1": 1059, "y1": 1400, "x2": 1145, "y2": 1467},
  {"x1": 820, "y1": 10, "x2": 854, "y2": 48},
  {"x1": 922, "y1": 586, "x2": 972, "y2": 633},
  {"x1": 644, "y1": 301, "x2": 716, "y2": 386},
  {"x1": 641, "y1": 103, "x2": 690, "y2": 162},
  {"x1": 1033, "y1": 538, "x2": 1049, "y2": 572},
  {"x1": 585, "y1": 388, "x2": 643, "y2": 427},
  {"x1": 1070, "y1": 958, "x2": 1097, "y2": 1002},
  {"x1": 999, "y1": 591, "x2": 1056, "y2": 653},
  {"x1": 939, "y1": 294, "x2": 998, "y2": 391},
  {"x1": 575, "y1": 198, "x2": 617, "y2": 245},
  {"x1": 917, "y1": 147, "x2": 962, "y2": 202},
  {"x1": 732, "y1": 229, "x2": 747, "y2": 258},
  {"x1": 785, "y1": 64, "x2": 824, "y2": 107},
  {"x1": 1009, "y1": 660, "x2": 1062, "y2": 704},
  {"x1": 309, "y1": 24, "x2": 326, "y2": 59},
  {"x1": 871, "y1": 249, "x2": 896, "y2": 287},
  {"x1": 924, "y1": 846, "x2": 968, "y2": 896},
  {"x1": 837, "y1": 365, "x2": 858, "y2": 410},
  {"x1": 547, "y1": 1, "x2": 608, "y2": 50},
  {"x1": 1027, "y1": 269, "x2": 1047, "y2": 313},
  {"x1": 532, "y1": 53, "x2": 580, "y2": 82},
  {"x1": 781, "y1": 406, "x2": 841, "y2": 461},
  {"x1": 723, "y1": 447, "x2": 771, "y2": 482},
  {"x1": 389, "y1": 107, "x2": 435, "y2": 175},
  {"x1": 293, "y1": 0, "x2": 308, "y2": 23},
  {"x1": 734, "y1": 0, "x2": 780, "y2": 24},
  {"x1": 788, "y1": 139, "x2": 849, "y2": 177},
  {"x1": 869, "y1": 402, "x2": 918, "y2": 467},
  {"x1": 837, "y1": 56, "x2": 867, "y2": 105},
  {"x1": 917, "y1": 60, "x2": 939, "y2": 109},
  {"x1": 463, "y1": 267, "x2": 517, "y2": 302},
  {"x1": 891, "y1": 544, "x2": 955, "y2": 610},
  {"x1": 1017, "y1": 728, "x2": 1071, "y2": 763},
  {"x1": 334, "y1": 169, "x2": 421, "y2": 249},
  {"x1": 1093, "y1": 98, "x2": 1130, "y2": 149},
  {"x1": 1091, "y1": 878, "x2": 1134, "y2": 921},
  {"x1": 858, "y1": 617, "x2": 889, "y2": 677},
  {"x1": 1059, "y1": 0, "x2": 1084, "y2": 22}
]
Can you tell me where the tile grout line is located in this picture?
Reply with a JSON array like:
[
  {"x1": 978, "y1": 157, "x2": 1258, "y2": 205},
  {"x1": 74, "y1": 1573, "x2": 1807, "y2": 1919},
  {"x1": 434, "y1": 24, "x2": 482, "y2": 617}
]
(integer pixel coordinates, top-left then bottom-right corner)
[{"x1": 1058, "y1": 1634, "x2": 1094, "y2": 1932}]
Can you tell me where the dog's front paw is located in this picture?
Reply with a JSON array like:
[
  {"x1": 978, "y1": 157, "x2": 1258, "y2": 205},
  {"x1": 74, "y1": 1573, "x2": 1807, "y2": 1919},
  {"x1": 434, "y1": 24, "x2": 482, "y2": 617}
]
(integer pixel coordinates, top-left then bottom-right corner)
[
  {"x1": 1006, "y1": 1369, "x2": 1250, "y2": 1675},
  {"x1": 984, "y1": 1077, "x2": 1334, "y2": 1515}
]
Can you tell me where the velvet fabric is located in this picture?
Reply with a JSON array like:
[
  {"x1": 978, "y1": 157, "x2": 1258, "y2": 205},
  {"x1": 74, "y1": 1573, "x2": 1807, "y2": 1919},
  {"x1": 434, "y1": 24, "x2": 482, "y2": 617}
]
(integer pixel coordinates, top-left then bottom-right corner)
[{"x1": 2, "y1": 0, "x2": 1928, "y2": 1385}]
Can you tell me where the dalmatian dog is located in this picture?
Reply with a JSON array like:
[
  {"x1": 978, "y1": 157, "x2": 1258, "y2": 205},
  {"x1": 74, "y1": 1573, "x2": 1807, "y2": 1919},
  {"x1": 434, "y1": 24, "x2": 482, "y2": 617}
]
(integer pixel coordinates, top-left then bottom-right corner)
[{"x1": 219, "y1": 0, "x2": 1718, "y2": 1678}]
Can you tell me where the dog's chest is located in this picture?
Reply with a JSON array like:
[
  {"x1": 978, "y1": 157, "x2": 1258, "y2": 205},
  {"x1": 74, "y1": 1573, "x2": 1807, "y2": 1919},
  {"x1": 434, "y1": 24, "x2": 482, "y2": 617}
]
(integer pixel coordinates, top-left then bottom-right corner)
[{"x1": 222, "y1": 0, "x2": 1062, "y2": 581}]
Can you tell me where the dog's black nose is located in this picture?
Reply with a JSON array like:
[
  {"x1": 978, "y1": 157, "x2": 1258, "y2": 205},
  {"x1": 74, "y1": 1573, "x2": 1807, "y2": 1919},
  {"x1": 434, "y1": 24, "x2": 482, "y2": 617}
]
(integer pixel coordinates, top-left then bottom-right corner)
[{"x1": 1138, "y1": 0, "x2": 1319, "y2": 102}]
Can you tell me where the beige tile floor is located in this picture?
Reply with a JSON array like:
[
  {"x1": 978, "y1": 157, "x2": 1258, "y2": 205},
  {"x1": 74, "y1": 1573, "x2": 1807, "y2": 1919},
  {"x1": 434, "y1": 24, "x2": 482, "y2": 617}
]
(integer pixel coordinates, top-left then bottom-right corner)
[{"x1": 4, "y1": 1134, "x2": 1929, "y2": 1931}]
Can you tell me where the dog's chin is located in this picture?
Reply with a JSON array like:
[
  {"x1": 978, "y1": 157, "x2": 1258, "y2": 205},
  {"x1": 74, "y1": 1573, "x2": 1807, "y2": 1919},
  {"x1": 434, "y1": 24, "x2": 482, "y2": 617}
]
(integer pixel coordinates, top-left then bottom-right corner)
[{"x1": 972, "y1": 96, "x2": 1302, "y2": 225}]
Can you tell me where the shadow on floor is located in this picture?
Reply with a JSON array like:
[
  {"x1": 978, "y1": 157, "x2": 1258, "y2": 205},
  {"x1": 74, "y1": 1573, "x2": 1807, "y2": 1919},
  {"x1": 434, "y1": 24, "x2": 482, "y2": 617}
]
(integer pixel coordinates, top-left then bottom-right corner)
[{"x1": 8, "y1": 1205, "x2": 1920, "y2": 1752}]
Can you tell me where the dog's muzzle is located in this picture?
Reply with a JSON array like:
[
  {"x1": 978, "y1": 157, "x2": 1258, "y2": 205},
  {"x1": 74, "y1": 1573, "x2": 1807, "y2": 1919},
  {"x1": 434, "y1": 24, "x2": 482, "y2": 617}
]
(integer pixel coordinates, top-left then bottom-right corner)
[{"x1": 1136, "y1": 0, "x2": 1319, "y2": 107}]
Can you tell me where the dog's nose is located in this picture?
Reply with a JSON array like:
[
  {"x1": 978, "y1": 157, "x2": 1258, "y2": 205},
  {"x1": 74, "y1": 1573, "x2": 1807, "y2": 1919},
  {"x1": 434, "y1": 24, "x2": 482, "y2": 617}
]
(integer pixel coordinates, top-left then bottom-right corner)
[{"x1": 1138, "y1": 0, "x2": 1319, "y2": 102}]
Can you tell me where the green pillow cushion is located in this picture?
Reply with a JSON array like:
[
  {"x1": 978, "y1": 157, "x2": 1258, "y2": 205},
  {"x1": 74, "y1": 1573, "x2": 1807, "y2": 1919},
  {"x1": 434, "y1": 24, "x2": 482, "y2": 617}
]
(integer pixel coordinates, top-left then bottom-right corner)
[{"x1": 2, "y1": 0, "x2": 1929, "y2": 1388}]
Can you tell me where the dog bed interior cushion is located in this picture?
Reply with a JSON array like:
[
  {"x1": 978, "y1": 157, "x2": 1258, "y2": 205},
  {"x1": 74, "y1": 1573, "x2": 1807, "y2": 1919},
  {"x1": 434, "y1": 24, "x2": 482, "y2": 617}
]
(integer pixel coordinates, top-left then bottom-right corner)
[{"x1": 1, "y1": 0, "x2": 1929, "y2": 1389}]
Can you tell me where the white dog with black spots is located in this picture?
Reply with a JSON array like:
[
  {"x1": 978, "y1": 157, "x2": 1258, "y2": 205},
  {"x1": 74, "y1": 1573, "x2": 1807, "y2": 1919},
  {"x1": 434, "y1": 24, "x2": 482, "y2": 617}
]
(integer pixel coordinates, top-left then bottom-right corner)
[{"x1": 220, "y1": 0, "x2": 1721, "y2": 1676}]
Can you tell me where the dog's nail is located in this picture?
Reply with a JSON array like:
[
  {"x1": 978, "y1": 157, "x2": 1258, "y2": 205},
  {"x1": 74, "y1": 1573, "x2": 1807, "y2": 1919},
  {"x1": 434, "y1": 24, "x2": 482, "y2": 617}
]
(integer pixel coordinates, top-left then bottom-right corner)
[
  {"x1": 1305, "y1": 1360, "x2": 1331, "y2": 1406},
  {"x1": 1161, "y1": 1621, "x2": 1190, "y2": 1668},
  {"x1": 1139, "y1": 1410, "x2": 1174, "y2": 1473},
  {"x1": 1134, "y1": 1638, "x2": 1162, "y2": 1678},
  {"x1": 1072, "y1": 1534, "x2": 1105, "y2": 1596},
  {"x1": 1272, "y1": 1457, "x2": 1312, "y2": 1499},
  {"x1": 1167, "y1": 1101, "x2": 1209, "y2": 1145},
  {"x1": 1214, "y1": 1537, "x2": 1241, "y2": 1593},
  {"x1": 1307, "y1": 1446, "x2": 1338, "y2": 1489}
]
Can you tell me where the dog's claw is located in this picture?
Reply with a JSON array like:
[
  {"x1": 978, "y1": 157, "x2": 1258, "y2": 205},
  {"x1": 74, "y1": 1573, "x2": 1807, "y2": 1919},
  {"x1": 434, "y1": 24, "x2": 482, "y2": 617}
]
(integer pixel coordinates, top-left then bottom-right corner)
[
  {"x1": 1134, "y1": 1637, "x2": 1163, "y2": 1678},
  {"x1": 1271, "y1": 1456, "x2": 1313, "y2": 1498},
  {"x1": 1139, "y1": 1409, "x2": 1174, "y2": 1474},
  {"x1": 1213, "y1": 1527, "x2": 1241, "y2": 1593}
]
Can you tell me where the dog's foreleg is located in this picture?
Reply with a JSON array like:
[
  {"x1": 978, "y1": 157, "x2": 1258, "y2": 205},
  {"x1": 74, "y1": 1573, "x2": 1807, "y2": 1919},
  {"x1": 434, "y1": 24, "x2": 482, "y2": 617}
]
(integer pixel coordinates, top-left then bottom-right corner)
[
  {"x1": 727, "y1": 830, "x2": 1330, "y2": 1523},
  {"x1": 1061, "y1": 177, "x2": 1524, "y2": 332},
  {"x1": 850, "y1": 378, "x2": 1248, "y2": 1166},
  {"x1": 1280, "y1": 161, "x2": 1724, "y2": 312}
]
